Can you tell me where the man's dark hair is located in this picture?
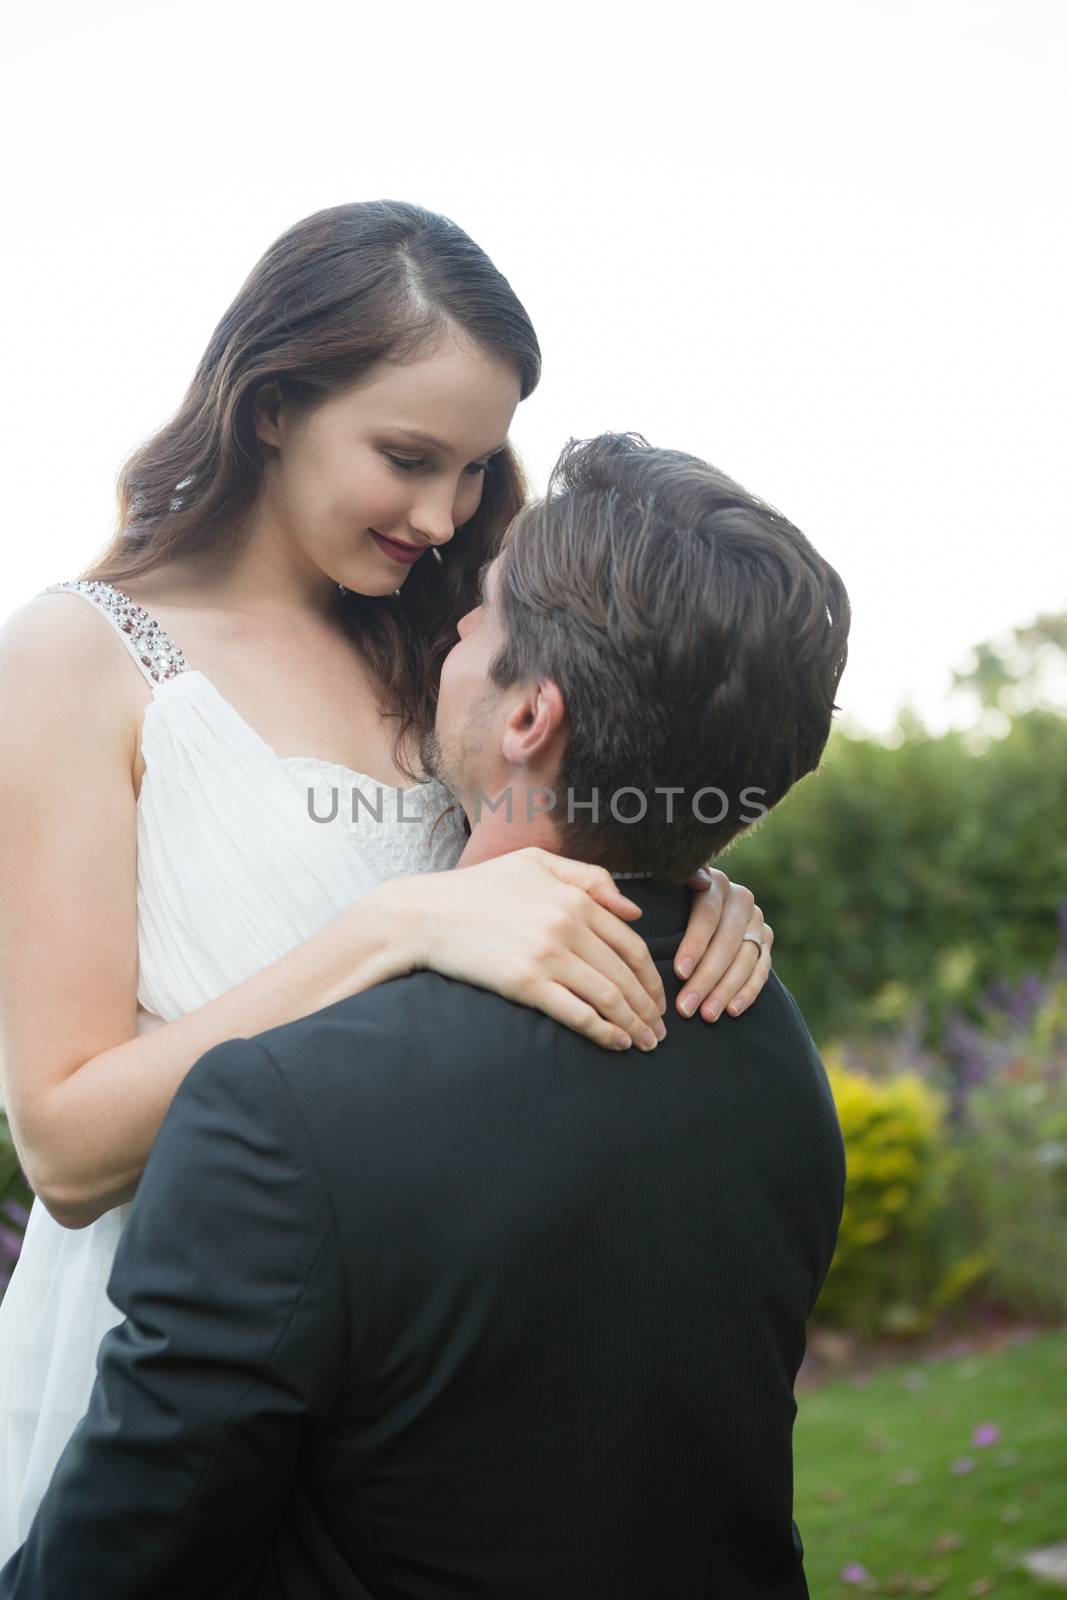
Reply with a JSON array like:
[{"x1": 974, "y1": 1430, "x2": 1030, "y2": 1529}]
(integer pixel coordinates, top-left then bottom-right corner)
[{"x1": 487, "y1": 432, "x2": 851, "y2": 882}]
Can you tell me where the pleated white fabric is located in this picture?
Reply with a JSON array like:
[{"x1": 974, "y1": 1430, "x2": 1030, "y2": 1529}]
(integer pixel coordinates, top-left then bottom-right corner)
[{"x1": 0, "y1": 580, "x2": 467, "y2": 1558}]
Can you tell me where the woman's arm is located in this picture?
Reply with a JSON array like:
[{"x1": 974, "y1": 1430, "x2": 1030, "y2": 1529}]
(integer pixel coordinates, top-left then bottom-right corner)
[
  {"x1": 0, "y1": 601, "x2": 668, "y2": 1231},
  {"x1": 12, "y1": 852, "x2": 669, "y2": 1232}
]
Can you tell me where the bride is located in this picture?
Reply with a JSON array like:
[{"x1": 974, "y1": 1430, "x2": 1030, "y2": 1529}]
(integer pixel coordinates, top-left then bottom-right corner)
[{"x1": 0, "y1": 200, "x2": 773, "y2": 1556}]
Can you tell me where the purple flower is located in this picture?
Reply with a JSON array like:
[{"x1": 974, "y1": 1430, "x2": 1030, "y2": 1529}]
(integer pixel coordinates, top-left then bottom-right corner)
[
  {"x1": 951, "y1": 1456, "x2": 976, "y2": 1475},
  {"x1": 0, "y1": 1225, "x2": 23, "y2": 1263},
  {"x1": 942, "y1": 1009, "x2": 998, "y2": 1088},
  {"x1": 1, "y1": 1199, "x2": 30, "y2": 1230},
  {"x1": 983, "y1": 976, "x2": 1014, "y2": 1012},
  {"x1": 1007, "y1": 974, "x2": 1049, "y2": 1028},
  {"x1": 971, "y1": 1423, "x2": 1000, "y2": 1448},
  {"x1": 840, "y1": 1564, "x2": 870, "y2": 1585}
]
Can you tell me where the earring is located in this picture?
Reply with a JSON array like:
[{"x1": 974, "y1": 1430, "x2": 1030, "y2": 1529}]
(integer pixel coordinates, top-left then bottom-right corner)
[{"x1": 431, "y1": 547, "x2": 443, "y2": 564}]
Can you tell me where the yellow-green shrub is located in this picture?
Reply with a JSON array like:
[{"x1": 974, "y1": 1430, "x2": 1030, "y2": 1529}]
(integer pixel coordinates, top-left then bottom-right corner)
[{"x1": 815, "y1": 1059, "x2": 964, "y2": 1335}]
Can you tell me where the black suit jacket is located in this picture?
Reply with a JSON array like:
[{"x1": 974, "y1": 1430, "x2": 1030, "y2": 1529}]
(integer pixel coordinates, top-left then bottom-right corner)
[{"x1": 1, "y1": 878, "x2": 845, "y2": 1599}]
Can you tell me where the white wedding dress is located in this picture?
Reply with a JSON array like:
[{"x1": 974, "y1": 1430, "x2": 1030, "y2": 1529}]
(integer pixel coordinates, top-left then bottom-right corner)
[{"x1": 0, "y1": 578, "x2": 468, "y2": 1559}]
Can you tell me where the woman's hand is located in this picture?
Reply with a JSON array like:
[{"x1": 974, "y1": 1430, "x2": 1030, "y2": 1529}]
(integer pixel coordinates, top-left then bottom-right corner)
[
  {"x1": 671, "y1": 867, "x2": 774, "y2": 1023},
  {"x1": 388, "y1": 847, "x2": 668, "y2": 1053}
]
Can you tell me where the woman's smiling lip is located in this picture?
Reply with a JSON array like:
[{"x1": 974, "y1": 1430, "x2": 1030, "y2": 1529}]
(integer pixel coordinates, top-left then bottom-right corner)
[{"x1": 369, "y1": 530, "x2": 428, "y2": 565}]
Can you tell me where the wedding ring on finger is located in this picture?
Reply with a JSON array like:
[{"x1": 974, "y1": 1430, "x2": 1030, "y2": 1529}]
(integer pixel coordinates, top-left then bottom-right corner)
[{"x1": 741, "y1": 929, "x2": 765, "y2": 952}]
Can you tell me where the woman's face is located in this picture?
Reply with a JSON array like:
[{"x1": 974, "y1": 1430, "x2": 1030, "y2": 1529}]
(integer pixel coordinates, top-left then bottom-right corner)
[{"x1": 253, "y1": 330, "x2": 521, "y2": 597}]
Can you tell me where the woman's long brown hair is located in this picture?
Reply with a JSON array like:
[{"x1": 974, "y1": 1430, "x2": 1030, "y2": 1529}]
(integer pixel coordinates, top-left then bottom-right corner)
[{"x1": 81, "y1": 201, "x2": 542, "y2": 779}]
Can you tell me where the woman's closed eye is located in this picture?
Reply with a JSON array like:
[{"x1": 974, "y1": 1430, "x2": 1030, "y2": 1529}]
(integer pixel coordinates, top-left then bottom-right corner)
[{"x1": 384, "y1": 453, "x2": 493, "y2": 477}]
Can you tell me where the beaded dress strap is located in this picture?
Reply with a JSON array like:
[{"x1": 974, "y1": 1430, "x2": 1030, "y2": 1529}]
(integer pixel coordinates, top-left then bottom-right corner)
[{"x1": 42, "y1": 580, "x2": 188, "y2": 686}]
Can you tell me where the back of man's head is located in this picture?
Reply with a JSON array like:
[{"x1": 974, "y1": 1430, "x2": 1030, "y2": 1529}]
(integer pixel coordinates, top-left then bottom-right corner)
[{"x1": 487, "y1": 432, "x2": 851, "y2": 882}]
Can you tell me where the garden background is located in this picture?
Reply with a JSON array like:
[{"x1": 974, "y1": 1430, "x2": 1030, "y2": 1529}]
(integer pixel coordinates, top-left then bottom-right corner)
[{"x1": 726, "y1": 611, "x2": 1067, "y2": 1595}]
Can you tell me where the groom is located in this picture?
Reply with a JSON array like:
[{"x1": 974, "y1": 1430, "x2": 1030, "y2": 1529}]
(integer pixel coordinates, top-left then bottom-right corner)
[{"x1": 1, "y1": 433, "x2": 850, "y2": 1599}]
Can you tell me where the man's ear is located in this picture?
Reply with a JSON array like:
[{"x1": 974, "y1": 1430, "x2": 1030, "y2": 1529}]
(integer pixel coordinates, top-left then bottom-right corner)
[
  {"x1": 253, "y1": 381, "x2": 285, "y2": 450},
  {"x1": 501, "y1": 680, "x2": 567, "y2": 766}
]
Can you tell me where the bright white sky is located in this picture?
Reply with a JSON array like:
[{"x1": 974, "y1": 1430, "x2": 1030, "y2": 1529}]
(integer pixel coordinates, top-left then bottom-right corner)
[{"x1": 2, "y1": 0, "x2": 1063, "y2": 736}]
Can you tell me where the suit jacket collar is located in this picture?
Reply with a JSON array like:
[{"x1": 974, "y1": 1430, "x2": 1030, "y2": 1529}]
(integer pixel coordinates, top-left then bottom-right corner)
[{"x1": 609, "y1": 874, "x2": 692, "y2": 958}]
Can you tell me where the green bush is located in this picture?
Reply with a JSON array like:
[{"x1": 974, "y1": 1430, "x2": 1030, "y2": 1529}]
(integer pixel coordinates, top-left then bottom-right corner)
[
  {"x1": 814, "y1": 967, "x2": 1067, "y2": 1336},
  {"x1": 947, "y1": 978, "x2": 1067, "y2": 1319},
  {"x1": 815, "y1": 1059, "x2": 975, "y2": 1336},
  {"x1": 719, "y1": 709, "x2": 1067, "y2": 1045}
]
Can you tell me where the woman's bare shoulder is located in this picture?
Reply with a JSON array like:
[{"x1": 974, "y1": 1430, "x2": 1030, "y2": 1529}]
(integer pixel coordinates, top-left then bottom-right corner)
[
  {"x1": 1, "y1": 586, "x2": 132, "y2": 660},
  {"x1": 0, "y1": 589, "x2": 149, "y2": 751}
]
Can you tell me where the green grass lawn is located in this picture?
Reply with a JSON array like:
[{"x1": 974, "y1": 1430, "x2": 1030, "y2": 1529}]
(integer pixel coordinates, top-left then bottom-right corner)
[{"x1": 794, "y1": 1328, "x2": 1067, "y2": 1596}]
